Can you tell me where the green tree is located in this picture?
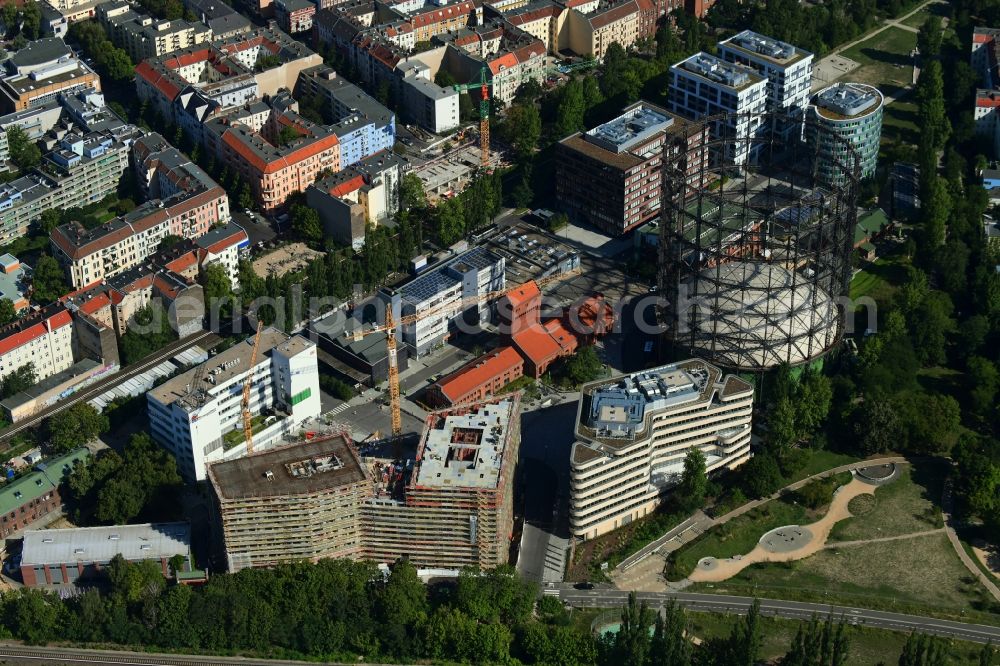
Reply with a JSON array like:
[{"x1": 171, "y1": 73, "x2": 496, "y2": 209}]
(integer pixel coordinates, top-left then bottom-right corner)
[
  {"x1": 2, "y1": 589, "x2": 65, "y2": 644},
  {"x1": 602, "y1": 592, "x2": 654, "y2": 666},
  {"x1": 767, "y1": 397, "x2": 798, "y2": 455},
  {"x1": 742, "y1": 453, "x2": 784, "y2": 498},
  {"x1": 558, "y1": 345, "x2": 604, "y2": 386},
  {"x1": 500, "y1": 103, "x2": 541, "y2": 160},
  {"x1": 730, "y1": 598, "x2": 762, "y2": 666},
  {"x1": 783, "y1": 613, "x2": 850, "y2": 666},
  {"x1": 106, "y1": 554, "x2": 166, "y2": 603},
  {"x1": 677, "y1": 447, "x2": 707, "y2": 511},
  {"x1": 917, "y1": 15, "x2": 942, "y2": 59},
  {"x1": 31, "y1": 254, "x2": 68, "y2": 304},
  {"x1": 0, "y1": 362, "x2": 35, "y2": 399},
  {"x1": 898, "y1": 633, "x2": 946, "y2": 666},
  {"x1": 400, "y1": 173, "x2": 427, "y2": 210},
  {"x1": 277, "y1": 125, "x2": 300, "y2": 146},
  {"x1": 38, "y1": 209, "x2": 62, "y2": 234},
  {"x1": 648, "y1": 600, "x2": 690, "y2": 666},
  {"x1": 290, "y1": 204, "x2": 323, "y2": 244},
  {"x1": 200, "y1": 262, "x2": 233, "y2": 306},
  {"x1": 6, "y1": 125, "x2": 41, "y2": 171},
  {"x1": 238, "y1": 183, "x2": 253, "y2": 211},
  {"x1": 434, "y1": 197, "x2": 465, "y2": 246},
  {"x1": 853, "y1": 398, "x2": 902, "y2": 455},
  {"x1": 555, "y1": 79, "x2": 586, "y2": 138},
  {"x1": 0, "y1": 297, "x2": 16, "y2": 326},
  {"x1": 47, "y1": 403, "x2": 108, "y2": 452}
]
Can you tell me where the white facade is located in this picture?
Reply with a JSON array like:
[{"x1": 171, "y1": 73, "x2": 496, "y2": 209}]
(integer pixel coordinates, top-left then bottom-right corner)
[
  {"x1": 717, "y1": 30, "x2": 813, "y2": 142},
  {"x1": 669, "y1": 52, "x2": 768, "y2": 169},
  {"x1": 0, "y1": 309, "x2": 75, "y2": 385},
  {"x1": 147, "y1": 330, "x2": 321, "y2": 482},
  {"x1": 569, "y1": 360, "x2": 753, "y2": 540},
  {"x1": 400, "y1": 68, "x2": 460, "y2": 134},
  {"x1": 389, "y1": 247, "x2": 505, "y2": 356}
]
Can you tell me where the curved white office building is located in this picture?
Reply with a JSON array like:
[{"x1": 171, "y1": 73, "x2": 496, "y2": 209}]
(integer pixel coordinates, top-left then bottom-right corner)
[{"x1": 569, "y1": 359, "x2": 753, "y2": 540}]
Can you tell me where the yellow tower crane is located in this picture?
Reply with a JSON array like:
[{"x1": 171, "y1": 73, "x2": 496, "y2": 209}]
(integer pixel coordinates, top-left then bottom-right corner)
[
  {"x1": 241, "y1": 319, "x2": 265, "y2": 455},
  {"x1": 361, "y1": 269, "x2": 579, "y2": 439}
]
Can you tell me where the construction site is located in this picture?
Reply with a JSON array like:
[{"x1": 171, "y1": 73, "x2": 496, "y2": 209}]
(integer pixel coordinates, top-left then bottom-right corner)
[{"x1": 207, "y1": 394, "x2": 521, "y2": 573}]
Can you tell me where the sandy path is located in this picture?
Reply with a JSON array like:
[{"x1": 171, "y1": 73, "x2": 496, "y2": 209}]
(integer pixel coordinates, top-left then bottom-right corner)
[
  {"x1": 688, "y1": 478, "x2": 875, "y2": 583},
  {"x1": 973, "y1": 543, "x2": 1000, "y2": 576},
  {"x1": 823, "y1": 528, "x2": 944, "y2": 549}
]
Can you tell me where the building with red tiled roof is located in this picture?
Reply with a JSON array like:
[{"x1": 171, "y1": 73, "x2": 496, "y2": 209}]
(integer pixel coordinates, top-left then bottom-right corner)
[
  {"x1": 0, "y1": 305, "x2": 75, "y2": 385},
  {"x1": 426, "y1": 346, "x2": 524, "y2": 407},
  {"x1": 51, "y1": 136, "x2": 231, "y2": 290}
]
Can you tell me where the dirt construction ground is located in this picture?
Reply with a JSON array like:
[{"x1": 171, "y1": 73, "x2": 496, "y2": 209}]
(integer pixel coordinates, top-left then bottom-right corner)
[{"x1": 252, "y1": 243, "x2": 324, "y2": 278}]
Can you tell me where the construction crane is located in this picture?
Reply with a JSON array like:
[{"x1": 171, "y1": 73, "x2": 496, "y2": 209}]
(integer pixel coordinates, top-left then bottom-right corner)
[
  {"x1": 241, "y1": 319, "x2": 265, "y2": 455},
  {"x1": 452, "y1": 66, "x2": 493, "y2": 168},
  {"x1": 357, "y1": 268, "x2": 579, "y2": 440}
]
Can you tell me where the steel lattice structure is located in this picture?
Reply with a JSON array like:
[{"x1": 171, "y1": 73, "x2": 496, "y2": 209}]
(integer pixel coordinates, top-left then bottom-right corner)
[{"x1": 658, "y1": 112, "x2": 860, "y2": 372}]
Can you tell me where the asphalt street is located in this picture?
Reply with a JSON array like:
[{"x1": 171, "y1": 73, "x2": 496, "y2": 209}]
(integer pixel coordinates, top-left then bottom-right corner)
[{"x1": 558, "y1": 588, "x2": 1000, "y2": 644}]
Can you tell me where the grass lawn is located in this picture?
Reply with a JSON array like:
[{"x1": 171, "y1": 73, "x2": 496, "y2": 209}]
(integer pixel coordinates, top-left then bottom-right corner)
[
  {"x1": 850, "y1": 249, "x2": 910, "y2": 305},
  {"x1": 881, "y1": 98, "x2": 919, "y2": 146},
  {"x1": 900, "y1": 2, "x2": 951, "y2": 30},
  {"x1": 667, "y1": 500, "x2": 811, "y2": 580},
  {"x1": 838, "y1": 27, "x2": 918, "y2": 98},
  {"x1": 698, "y1": 532, "x2": 998, "y2": 619},
  {"x1": 916, "y1": 365, "x2": 964, "y2": 395},
  {"x1": 687, "y1": 613, "x2": 989, "y2": 665},
  {"x1": 828, "y1": 463, "x2": 944, "y2": 542},
  {"x1": 783, "y1": 450, "x2": 860, "y2": 485}
]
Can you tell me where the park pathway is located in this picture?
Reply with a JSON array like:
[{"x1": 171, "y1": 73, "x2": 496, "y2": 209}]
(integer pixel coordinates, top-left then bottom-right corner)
[
  {"x1": 822, "y1": 527, "x2": 945, "y2": 550},
  {"x1": 611, "y1": 457, "x2": 906, "y2": 591},
  {"x1": 941, "y1": 481, "x2": 1000, "y2": 603}
]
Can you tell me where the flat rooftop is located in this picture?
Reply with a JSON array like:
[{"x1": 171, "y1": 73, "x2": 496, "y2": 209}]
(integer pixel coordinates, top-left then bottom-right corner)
[
  {"x1": 148, "y1": 328, "x2": 290, "y2": 411},
  {"x1": 722, "y1": 30, "x2": 811, "y2": 67},
  {"x1": 584, "y1": 104, "x2": 673, "y2": 154},
  {"x1": 412, "y1": 398, "x2": 517, "y2": 490},
  {"x1": 209, "y1": 434, "x2": 367, "y2": 499},
  {"x1": 814, "y1": 83, "x2": 882, "y2": 120},
  {"x1": 677, "y1": 52, "x2": 763, "y2": 91},
  {"x1": 22, "y1": 522, "x2": 190, "y2": 567}
]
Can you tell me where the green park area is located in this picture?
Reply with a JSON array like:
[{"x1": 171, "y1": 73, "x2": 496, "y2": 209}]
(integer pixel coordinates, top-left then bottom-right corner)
[
  {"x1": 900, "y1": 1, "x2": 952, "y2": 30},
  {"x1": 839, "y1": 27, "x2": 918, "y2": 98},
  {"x1": 687, "y1": 463, "x2": 999, "y2": 623},
  {"x1": 849, "y1": 247, "x2": 910, "y2": 304},
  {"x1": 881, "y1": 98, "x2": 919, "y2": 146}
]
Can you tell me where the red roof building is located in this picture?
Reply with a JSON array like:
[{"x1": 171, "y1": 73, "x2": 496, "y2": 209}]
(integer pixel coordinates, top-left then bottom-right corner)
[{"x1": 427, "y1": 346, "x2": 524, "y2": 407}]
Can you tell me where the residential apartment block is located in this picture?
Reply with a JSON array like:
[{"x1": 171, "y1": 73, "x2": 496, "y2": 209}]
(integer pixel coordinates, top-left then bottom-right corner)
[
  {"x1": 427, "y1": 346, "x2": 524, "y2": 407},
  {"x1": 0, "y1": 101, "x2": 64, "y2": 170},
  {"x1": 397, "y1": 61, "x2": 460, "y2": 134},
  {"x1": 717, "y1": 30, "x2": 813, "y2": 142},
  {"x1": 0, "y1": 305, "x2": 76, "y2": 384},
  {"x1": 669, "y1": 52, "x2": 768, "y2": 169},
  {"x1": 972, "y1": 27, "x2": 1000, "y2": 156},
  {"x1": 209, "y1": 435, "x2": 369, "y2": 571},
  {"x1": 380, "y1": 247, "x2": 505, "y2": 357},
  {"x1": 570, "y1": 360, "x2": 753, "y2": 540},
  {"x1": 275, "y1": 0, "x2": 316, "y2": 33},
  {"x1": 305, "y1": 150, "x2": 405, "y2": 250},
  {"x1": 135, "y1": 26, "x2": 322, "y2": 122},
  {"x1": 98, "y1": 1, "x2": 212, "y2": 62},
  {"x1": 556, "y1": 102, "x2": 708, "y2": 236},
  {"x1": 148, "y1": 329, "x2": 321, "y2": 482},
  {"x1": 563, "y1": 0, "x2": 656, "y2": 60},
  {"x1": 0, "y1": 125, "x2": 139, "y2": 245},
  {"x1": 51, "y1": 133, "x2": 230, "y2": 288},
  {"x1": 0, "y1": 38, "x2": 101, "y2": 112}
]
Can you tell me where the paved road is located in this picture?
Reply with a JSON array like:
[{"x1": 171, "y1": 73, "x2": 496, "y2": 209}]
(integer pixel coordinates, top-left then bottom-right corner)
[
  {"x1": 0, "y1": 330, "x2": 219, "y2": 444},
  {"x1": 558, "y1": 588, "x2": 1000, "y2": 644},
  {"x1": 0, "y1": 644, "x2": 400, "y2": 665}
]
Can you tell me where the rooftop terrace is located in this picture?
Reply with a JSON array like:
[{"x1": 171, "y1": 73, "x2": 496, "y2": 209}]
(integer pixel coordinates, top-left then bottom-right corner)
[{"x1": 584, "y1": 103, "x2": 673, "y2": 154}]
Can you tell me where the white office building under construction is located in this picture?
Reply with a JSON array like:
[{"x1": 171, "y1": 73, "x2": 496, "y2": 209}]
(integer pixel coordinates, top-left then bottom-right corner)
[{"x1": 148, "y1": 328, "x2": 321, "y2": 482}]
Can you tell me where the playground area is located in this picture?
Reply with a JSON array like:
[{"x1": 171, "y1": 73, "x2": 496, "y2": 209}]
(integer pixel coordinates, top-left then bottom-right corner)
[{"x1": 252, "y1": 242, "x2": 324, "y2": 278}]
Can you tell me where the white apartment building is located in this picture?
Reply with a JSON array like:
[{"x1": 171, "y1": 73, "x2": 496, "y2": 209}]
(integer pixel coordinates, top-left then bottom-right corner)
[
  {"x1": 398, "y1": 63, "x2": 460, "y2": 134},
  {"x1": 383, "y1": 247, "x2": 505, "y2": 357},
  {"x1": 147, "y1": 329, "x2": 321, "y2": 482},
  {"x1": 717, "y1": 30, "x2": 813, "y2": 142},
  {"x1": 669, "y1": 52, "x2": 768, "y2": 169},
  {"x1": 0, "y1": 306, "x2": 75, "y2": 385},
  {"x1": 569, "y1": 359, "x2": 753, "y2": 540},
  {"x1": 98, "y1": 1, "x2": 212, "y2": 62}
]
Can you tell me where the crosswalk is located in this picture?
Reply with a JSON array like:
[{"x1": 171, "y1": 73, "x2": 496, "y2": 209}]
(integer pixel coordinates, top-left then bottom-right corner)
[{"x1": 326, "y1": 401, "x2": 352, "y2": 417}]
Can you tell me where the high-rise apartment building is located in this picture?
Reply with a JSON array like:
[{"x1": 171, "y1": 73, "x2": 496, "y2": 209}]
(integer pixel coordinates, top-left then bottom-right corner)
[{"x1": 669, "y1": 52, "x2": 768, "y2": 169}]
